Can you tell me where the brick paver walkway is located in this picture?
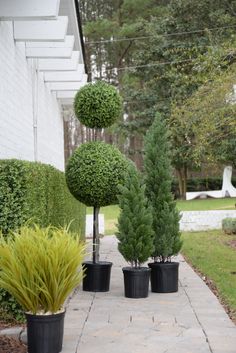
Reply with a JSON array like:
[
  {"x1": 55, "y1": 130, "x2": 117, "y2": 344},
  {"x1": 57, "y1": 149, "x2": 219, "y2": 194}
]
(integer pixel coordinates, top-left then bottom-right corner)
[{"x1": 62, "y1": 236, "x2": 236, "y2": 353}]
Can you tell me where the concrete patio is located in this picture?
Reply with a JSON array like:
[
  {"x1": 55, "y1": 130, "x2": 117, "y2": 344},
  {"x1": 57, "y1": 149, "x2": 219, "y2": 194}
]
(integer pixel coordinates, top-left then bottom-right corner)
[{"x1": 62, "y1": 236, "x2": 236, "y2": 353}]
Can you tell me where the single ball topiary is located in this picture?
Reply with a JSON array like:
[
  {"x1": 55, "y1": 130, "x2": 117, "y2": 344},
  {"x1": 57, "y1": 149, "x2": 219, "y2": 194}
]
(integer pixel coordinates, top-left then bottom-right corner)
[
  {"x1": 66, "y1": 142, "x2": 129, "y2": 207},
  {"x1": 73, "y1": 81, "x2": 122, "y2": 128}
]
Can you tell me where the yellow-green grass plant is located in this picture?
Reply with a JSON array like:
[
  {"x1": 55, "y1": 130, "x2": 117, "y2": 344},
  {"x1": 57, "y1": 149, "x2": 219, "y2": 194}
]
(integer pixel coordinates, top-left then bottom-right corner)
[{"x1": 0, "y1": 225, "x2": 85, "y2": 315}]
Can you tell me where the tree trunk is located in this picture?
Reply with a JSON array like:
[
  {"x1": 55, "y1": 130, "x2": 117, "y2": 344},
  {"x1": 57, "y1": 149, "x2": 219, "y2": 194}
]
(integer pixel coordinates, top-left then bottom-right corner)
[
  {"x1": 104, "y1": 130, "x2": 113, "y2": 144},
  {"x1": 135, "y1": 134, "x2": 144, "y2": 171},
  {"x1": 176, "y1": 167, "x2": 188, "y2": 200},
  {"x1": 63, "y1": 120, "x2": 70, "y2": 164},
  {"x1": 80, "y1": 123, "x2": 85, "y2": 144},
  {"x1": 176, "y1": 168, "x2": 184, "y2": 200},
  {"x1": 183, "y1": 165, "x2": 188, "y2": 198},
  {"x1": 93, "y1": 206, "x2": 100, "y2": 263}
]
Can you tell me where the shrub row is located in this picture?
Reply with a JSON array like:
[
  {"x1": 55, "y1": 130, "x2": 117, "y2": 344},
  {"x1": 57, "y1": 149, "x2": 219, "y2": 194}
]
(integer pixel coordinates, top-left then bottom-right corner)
[
  {"x1": 222, "y1": 218, "x2": 236, "y2": 235},
  {"x1": 0, "y1": 159, "x2": 86, "y2": 236},
  {"x1": 0, "y1": 159, "x2": 86, "y2": 322}
]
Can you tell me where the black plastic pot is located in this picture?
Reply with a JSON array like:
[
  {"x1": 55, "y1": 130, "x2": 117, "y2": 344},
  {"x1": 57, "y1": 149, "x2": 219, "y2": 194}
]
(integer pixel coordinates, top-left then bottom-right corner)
[
  {"x1": 83, "y1": 261, "x2": 112, "y2": 292},
  {"x1": 148, "y1": 262, "x2": 179, "y2": 293},
  {"x1": 122, "y1": 267, "x2": 150, "y2": 298},
  {"x1": 25, "y1": 310, "x2": 65, "y2": 353}
]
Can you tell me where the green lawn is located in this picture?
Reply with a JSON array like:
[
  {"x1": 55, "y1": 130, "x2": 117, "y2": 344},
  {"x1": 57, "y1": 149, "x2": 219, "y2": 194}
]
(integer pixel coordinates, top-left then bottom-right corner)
[
  {"x1": 87, "y1": 198, "x2": 236, "y2": 235},
  {"x1": 181, "y1": 230, "x2": 236, "y2": 321}
]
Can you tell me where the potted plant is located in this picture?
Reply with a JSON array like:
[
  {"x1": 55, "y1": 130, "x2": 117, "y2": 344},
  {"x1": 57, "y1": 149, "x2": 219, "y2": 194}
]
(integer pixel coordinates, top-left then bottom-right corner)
[
  {"x1": 66, "y1": 81, "x2": 129, "y2": 292},
  {"x1": 116, "y1": 165, "x2": 154, "y2": 298},
  {"x1": 0, "y1": 224, "x2": 85, "y2": 353},
  {"x1": 144, "y1": 113, "x2": 182, "y2": 293}
]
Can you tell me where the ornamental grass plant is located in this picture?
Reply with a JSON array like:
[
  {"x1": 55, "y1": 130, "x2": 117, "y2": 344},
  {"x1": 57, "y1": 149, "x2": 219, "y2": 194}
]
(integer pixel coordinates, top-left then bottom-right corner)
[{"x1": 0, "y1": 225, "x2": 85, "y2": 314}]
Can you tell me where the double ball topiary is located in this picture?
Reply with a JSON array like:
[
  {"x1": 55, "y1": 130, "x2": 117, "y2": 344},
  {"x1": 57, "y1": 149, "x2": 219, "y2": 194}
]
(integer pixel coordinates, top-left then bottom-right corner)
[
  {"x1": 74, "y1": 81, "x2": 122, "y2": 128},
  {"x1": 66, "y1": 142, "x2": 129, "y2": 207}
]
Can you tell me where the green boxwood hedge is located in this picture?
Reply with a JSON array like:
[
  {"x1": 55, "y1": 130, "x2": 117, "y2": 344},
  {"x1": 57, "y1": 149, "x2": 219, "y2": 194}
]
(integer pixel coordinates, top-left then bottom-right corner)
[
  {"x1": 0, "y1": 159, "x2": 86, "y2": 236},
  {"x1": 0, "y1": 159, "x2": 86, "y2": 323}
]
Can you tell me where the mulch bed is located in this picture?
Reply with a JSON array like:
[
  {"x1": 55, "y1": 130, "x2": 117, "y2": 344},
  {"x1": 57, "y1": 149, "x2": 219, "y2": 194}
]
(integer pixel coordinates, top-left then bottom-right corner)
[
  {"x1": 0, "y1": 321, "x2": 20, "y2": 331},
  {"x1": 227, "y1": 239, "x2": 236, "y2": 249},
  {"x1": 0, "y1": 319, "x2": 27, "y2": 353},
  {"x1": 0, "y1": 335, "x2": 27, "y2": 353}
]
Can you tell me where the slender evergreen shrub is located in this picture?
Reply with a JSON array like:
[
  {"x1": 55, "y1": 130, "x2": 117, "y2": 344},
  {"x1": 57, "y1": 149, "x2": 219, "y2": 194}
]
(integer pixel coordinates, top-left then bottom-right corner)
[
  {"x1": 222, "y1": 218, "x2": 236, "y2": 234},
  {"x1": 144, "y1": 113, "x2": 182, "y2": 262},
  {"x1": 66, "y1": 141, "x2": 129, "y2": 207},
  {"x1": 116, "y1": 165, "x2": 154, "y2": 268},
  {"x1": 0, "y1": 159, "x2": 86, "y2": 236},
  {"x1": 74, "y1": 81, "x2": 122, "y2": 128}
]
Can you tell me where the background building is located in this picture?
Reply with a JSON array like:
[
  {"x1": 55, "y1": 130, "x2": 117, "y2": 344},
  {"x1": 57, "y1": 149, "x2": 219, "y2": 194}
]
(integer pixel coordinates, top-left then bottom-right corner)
[{"x1": 0, "y1": 0, "x2": 87, "y2": 171}]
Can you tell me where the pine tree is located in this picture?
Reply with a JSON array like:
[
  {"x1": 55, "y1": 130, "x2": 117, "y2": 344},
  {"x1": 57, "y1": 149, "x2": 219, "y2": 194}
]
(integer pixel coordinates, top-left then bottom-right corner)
[
  {"x1": 116, "y1": 165, "x2": 154, "y2": 268},
  {"x1": 144, "y1": 113, "x2": 182, "y2": 263}
]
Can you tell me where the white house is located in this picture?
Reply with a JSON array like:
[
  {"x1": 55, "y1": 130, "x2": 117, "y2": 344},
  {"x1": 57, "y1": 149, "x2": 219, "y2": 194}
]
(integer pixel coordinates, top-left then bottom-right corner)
[{"x1": 0, "y1": 0, "x2": 87, "y2": 171}]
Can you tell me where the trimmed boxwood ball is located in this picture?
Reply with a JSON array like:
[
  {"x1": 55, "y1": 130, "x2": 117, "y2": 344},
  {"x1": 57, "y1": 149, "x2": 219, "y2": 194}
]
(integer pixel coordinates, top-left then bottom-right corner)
[
  {"x1": 66, "y1": 142, "x2": 129, "y2": 207},
  {"x1": 74, "y1": 81, "x2": 122, "y2": 128}
]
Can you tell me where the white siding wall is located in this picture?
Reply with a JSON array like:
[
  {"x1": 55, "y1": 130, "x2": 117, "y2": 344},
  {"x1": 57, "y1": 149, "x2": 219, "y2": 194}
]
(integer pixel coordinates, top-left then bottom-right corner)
[{"x1": 0, "y1": 21, "x2": 65, "y2": 171}]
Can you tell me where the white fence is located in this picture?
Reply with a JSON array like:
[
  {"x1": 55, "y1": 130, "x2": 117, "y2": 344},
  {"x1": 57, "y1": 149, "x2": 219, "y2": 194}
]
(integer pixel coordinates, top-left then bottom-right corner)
[
  {"x1": 180, "y1": 210, "x2": 236, "y2": 231},
  {"x1": 86, "y1": 214, "x2": 105, "y2": 238},
  {"x1": 85, "y1": 210, "x2": 236, "y2": 236}
]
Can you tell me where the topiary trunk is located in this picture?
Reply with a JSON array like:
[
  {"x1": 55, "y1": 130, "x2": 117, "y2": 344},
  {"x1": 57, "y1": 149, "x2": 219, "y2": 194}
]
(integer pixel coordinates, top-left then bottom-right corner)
[{"x1": 93, "y1": 207, "x2": 100, "y2": 263}]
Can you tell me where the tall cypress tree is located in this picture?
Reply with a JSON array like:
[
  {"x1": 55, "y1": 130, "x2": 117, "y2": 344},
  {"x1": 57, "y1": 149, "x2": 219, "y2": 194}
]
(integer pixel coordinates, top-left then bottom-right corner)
[
  {"x1": 144, "y1": 113, "x2": 182, "y2": 262},
  {"x1": 116, "y1": 165, "x2": 154, "y2": 268}
]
